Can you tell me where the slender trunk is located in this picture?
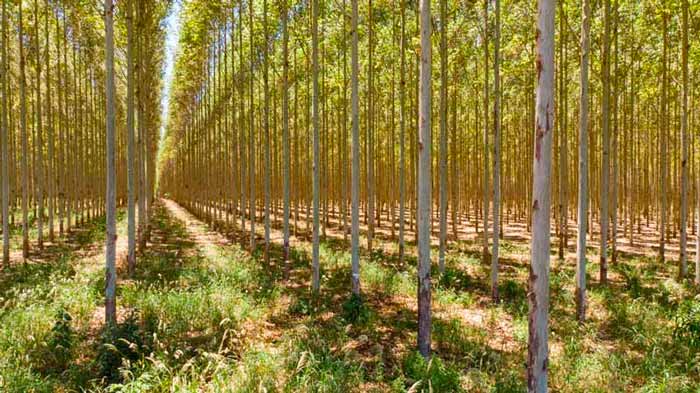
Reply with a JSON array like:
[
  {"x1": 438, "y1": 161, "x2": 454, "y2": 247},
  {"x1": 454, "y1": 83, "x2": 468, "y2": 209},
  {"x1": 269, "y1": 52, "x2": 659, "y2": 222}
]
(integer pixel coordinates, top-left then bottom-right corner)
[
  {"x1": 19, "y1": 3, "x2": 30, "y2": 260},
  {"x1": 104, "y1": 0, "x2": 117, "y2": 326},
  {"x1": 45, "y1": 0, "x2": 54, "y2": 243},
  {"x1": 249, "y1": 0, "x2": 256, "y2": 253},
  {"x1": 417, "y1": 0, "x2": 432, "y2": 359},
  {"x1": 576, "y1": 0, "x2": 591, "y2": 322},
  {"x1": 527, "y1": 0, "x2": 554, "y2": 388},
  {"x1": 282, "y1": 0, "x2": 290, "y2": 279},
  {"x1": 481, "y1": 0, "x2": 489, "y2": 261},
  {"x1": 398, "y1": 0, "x2": 406, "y2": 263},
  {"x1": 491, "y1": 0, "x2": 501, "y2": 302},
  {"x1": 367, "y1": 0, "x2": 374, "y2": 254},
  {"x1": 438, "y1": 0, "x2": 448, "y2": 275},
  {"x1": 311, "y1": 0, "x2": 321, "y2": 294},
  {"x1": 600, "y1": 0, "x2": 610, "y2": 283},
  {"x1": 263, "y1": 0, "x2": 271, "y2": 264},
  {"x1": 126, "y1": 0, "x2": 136, "y2": 275},
  {"x1": 350, "y1": 0, "x2": 361, "y2": 295},
  {"x1": 1, "y1": 0, "x2": 8, "y2": 266},
  {"x1": 659, "y1": 12, "x2": 668, "y2": 263},
  {"x1": 680, "y1": 0, "x2": 688, "y2": 279},
  {"x1": 34, "y1": 0, "x2": 44, "y2": 249}
]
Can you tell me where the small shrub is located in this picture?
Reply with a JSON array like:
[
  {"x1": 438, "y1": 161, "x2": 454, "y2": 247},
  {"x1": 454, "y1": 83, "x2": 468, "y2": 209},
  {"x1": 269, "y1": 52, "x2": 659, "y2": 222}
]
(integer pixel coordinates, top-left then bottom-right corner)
[
  {"x1": 618, "y1": 264, "x2": 643, "y2": 298},
  {"x1": 492, "y1": 372, "x2": 525, "y2": 393},
  {"x1": 289, "y1": 297, "x2": 311, "y2": 316},
  {"x1": 97, "y1": 313, "x2": 151, "y2": 383},
  {"x1": 342, "y1": 293, "x2": 369, "y2": 324},
  {"x1": 402, "y1": 352, "x2": 462, "y2": 393},
  {"x1": 673, "y1": 299, "x2": 700, "y2": 349},
  {"x1": 33, "y1": 308, "x2": 76, "y2": 374}
]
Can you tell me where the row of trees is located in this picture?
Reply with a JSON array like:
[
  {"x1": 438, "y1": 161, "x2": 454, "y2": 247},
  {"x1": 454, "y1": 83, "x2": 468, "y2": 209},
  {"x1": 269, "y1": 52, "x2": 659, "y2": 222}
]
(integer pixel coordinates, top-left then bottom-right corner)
[
  {"x1": 0, "y1": 0, "x2": 164, "y2": 322},
  {"x1": 157, "y1": 0, "x2": 697, "y2": 390}
]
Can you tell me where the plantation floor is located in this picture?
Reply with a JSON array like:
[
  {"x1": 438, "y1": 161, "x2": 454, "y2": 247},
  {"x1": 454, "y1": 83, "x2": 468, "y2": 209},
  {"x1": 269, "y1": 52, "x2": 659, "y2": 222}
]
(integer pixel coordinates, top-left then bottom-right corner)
[{"x1": 1, "y1": 200, "x2": 699, "y2": 392}]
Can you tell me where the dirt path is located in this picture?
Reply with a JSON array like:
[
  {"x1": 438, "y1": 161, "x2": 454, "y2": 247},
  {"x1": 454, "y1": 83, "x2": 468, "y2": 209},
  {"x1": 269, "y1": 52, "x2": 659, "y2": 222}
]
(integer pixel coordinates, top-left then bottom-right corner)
[{"x1": 161, "y1": 198, "x2": 233, "y2": 263}]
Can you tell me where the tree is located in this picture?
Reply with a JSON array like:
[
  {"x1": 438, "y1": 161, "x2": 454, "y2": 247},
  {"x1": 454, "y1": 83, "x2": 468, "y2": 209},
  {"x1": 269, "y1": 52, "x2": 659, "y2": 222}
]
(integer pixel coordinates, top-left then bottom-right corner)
[
  {"x1": 127, "y1": 0, "x2": 136, "y2": 276},
  {"x1": 417, "y1": 0, "x2": 432, "y2": 359},
  {"x1": 33, "y1": 0, "x2": 44, "y2": 250},
  {"x1": 599, "y1": 0, "x2": 611, "y2": 284},
  {"x1": 19, "y1": 1, "x2": 30, "y2": 260},
  {"x1": 398, "y1": 0, "x2": 406, "y2": 263},
  {"x1": 438, "y1": 0, "x2": 448, "y2": 275},
  {"x1": 281, "y1": 0, "x2": 291, "y2": 278},
  {"x1": 576, "y1": 0, "x2": 591, "y2": 322},
  {"x1": 1, "y1": 0, "x2": 9, "y2": 267},
  {"x1": 311, "y1": 0, "x2": 321, "y2": 294},
  {"x1": 481, "y1": 0, "x2": 489, "y2": 263},
  {"x1": 104, "y1": 0, "x2": 117, "y2": 325},
  {"x1": 527, "y1": 0, "x2": 554, "y2": 388},
  {"x1": 679, "y1": 0, "x2": 688, "y2": 280},
  {"x1": 491, "y1": 0, "x2": 501, "y2": 302},
  {"x1": 350, "y1": 0, "x2": 360, "y2": 295}
]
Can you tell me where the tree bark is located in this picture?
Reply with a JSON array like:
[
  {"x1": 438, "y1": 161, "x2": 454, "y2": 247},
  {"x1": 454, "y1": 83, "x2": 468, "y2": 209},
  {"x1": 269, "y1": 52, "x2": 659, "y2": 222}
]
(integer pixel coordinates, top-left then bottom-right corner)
[
  {"x1": 527, "y1": 0, "x2": 554, "y2": 388},
  {"x1": 417, "y1": 0, "x2": 432, "y2": 359},
  {"x1": 576, "y1": 0, "x2": 591, "y2": 322},
  {"x1": 491, "y1": 0, "x2": 501, "y2": 302},
  {"x1": 680, "y1": 0, "x2": 688, "y2": 279},
  {"x1": 350, "y1": 0, "x2": 361, "y2": 295},
  {"x1": 104, "y1": 0, "x2": 117, "y2": 326}
]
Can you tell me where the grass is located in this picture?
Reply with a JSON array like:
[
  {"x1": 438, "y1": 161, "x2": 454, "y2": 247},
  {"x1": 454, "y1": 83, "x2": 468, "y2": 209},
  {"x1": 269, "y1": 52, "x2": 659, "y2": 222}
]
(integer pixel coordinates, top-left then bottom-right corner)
[{"x1": 1, "y1": 202, "x2": 699, "y2": 392}]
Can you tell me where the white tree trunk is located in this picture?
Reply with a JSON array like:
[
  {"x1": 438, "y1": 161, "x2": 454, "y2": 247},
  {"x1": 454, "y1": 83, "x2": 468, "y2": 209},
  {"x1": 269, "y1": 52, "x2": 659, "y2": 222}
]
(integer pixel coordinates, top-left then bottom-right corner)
[
  {"x1": 527, "y1": 0, "x2": 554, "y2": 388},
  {"x1": 491, "y1": 0, "x2": 501, "y2": 302},
  {"x1": 417, "y1": 0, "x2": 432, "y2": 359},
  {"x1": 311, "y1": 0, "x2": 321, "y2": 294},
  {"x1": 680, "y1": 0, "x2": 688, "y2": 279},
  {"x1": 575, "y1": 0, "x2": 591, "y2": 322},
  {"x1": 104, "y1": 0, "x2": 117, "y2": 325},
  {"x1": 350, "y1": 0, "x2": 360, "y2": 295}
]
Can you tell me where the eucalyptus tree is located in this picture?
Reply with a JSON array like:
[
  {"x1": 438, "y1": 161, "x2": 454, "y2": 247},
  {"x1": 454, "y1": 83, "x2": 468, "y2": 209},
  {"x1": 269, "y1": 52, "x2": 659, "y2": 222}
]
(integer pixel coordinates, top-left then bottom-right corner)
[
  {"x1": 127, "y1": 0, "x2": 136, "y2": 275},
  {"x1": 33, "y1": 0, "x2": 44, "y2": 249},
  {"x1": 416, "y1": 0, "x2": 432, "y2": 359},
  {"x1": 1, "y1": 0, "x2": 9, "y2": 267},
  {"x1": 281, "y1": 0, "x2": 291, "y2": 278},
  {"x1": 438, "y1": 0, "x2": 447, "y2": 275},
  {"x1": 350, "y1": 0, "x2": 360, "y2": 295},
  {"x1": 18, "y1": 1, "x2": 29, "y2": 260},
  {"x1": 679, "y1": 0, "x2": 688, "y2": 280},
  {"x1": 600, "y1": 0, "x2": 611, "y2": 283},
  {"x1": 528, "y1": 0, "x2": 554, "y2": 388},
  {"x1": 104, "y1": 0, "x2": 117, "y2": 325},
  {"x1": 491, "y1": 0, "x2": 500, "y2": 302},
  {"x1": 311, "y1": 0, "x2": 321, "y2": 294},
  {"x1": 576, "y1": 0, "x2": 591, "y2": 322}
]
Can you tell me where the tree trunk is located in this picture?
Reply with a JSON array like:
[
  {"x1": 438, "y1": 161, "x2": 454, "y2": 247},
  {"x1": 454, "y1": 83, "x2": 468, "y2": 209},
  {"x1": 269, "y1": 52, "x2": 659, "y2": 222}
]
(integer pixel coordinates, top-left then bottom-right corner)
[
  {"x1": 576, "y1": 0, "x2": 591, "y2": 322},
  {"x1": 311, "y1": 0, "x2": 321, "y2": 294},
  {"x1": 481, "y1": 0, "x2": 489, "y2": 262},
  {"x1": 126, "y1": 0, "x2": 136, "y2": 276},
  {"x1": 398, "y1": 0, "x2": 406, "y2": 263},
  {"x1": 680, "y1": 0, "x2": 688, "y2": 279},
  {"x1": 491, "y1": 0, "x2": 501, "y2": 302},
  {"x1": 350, "y1": 0, "x2": 361, "y2": 295},
  {"x1": 282, "y1": 0, "x2": 291, "y2": 279},
  {"x1": 527, "y1": 0, "x2": 554, "y2": 388},
  {"x1": 104, "y1": 0, "x2": 117, "y2": 326},
  {"x1": 599, "y1": 0, "x2": 610, "y2": 283},
  {"x1": 438, "y1": 0, "x2": 448, "y2": 275},
  {"x1": 417, "y1": 0, "x2": 432, "y2": 359}
]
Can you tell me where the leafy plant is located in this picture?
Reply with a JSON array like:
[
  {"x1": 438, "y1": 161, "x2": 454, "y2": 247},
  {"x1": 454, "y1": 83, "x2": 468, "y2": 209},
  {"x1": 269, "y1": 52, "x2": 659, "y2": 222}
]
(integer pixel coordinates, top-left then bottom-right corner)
[
  {"x1": 673, "y1": 299, "x2": 700, "y2": 349},
  {"x1": 342, "y1": 293, "x2": 369, "y2": 324},
  {"x1": 402, "y1": 352, "x2": 462, "y2": 393},
  {"x1": 97, "y1": 313, "x2": 151, "y2": 383}
]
